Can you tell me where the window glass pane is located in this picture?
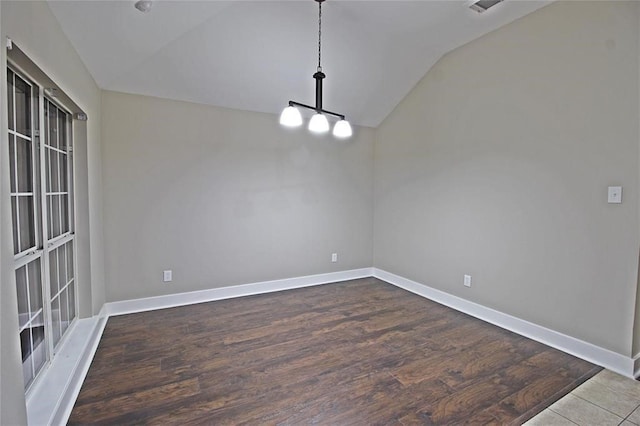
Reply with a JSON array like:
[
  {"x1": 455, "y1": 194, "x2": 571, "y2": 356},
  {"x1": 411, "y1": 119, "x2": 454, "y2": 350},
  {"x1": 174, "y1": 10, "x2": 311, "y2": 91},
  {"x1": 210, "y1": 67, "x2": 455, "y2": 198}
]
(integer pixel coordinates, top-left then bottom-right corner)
[
  {"x1": 9, "y1": 134, "x2": 16, "y2": 192},
  {"x1": 20, "y1": 328, "x2": 33, "y2": 389},
  {"x1": 16, "y1": 137, "x2": 33, "y2": 193},
  {"x1": 47, "y1": 101, "x2": 58, "y2": 149},
  {"x1": 45, "y1": 148, "x2": 51, "y2": 193},
  {"x1": 68, "y1": 283, "x2": 76, "y2": 322},
  {"x1": 59, "y1": 153, "x2": 67, "y2": 193},
  {"x1": 66, "y1": 241, "x2": 74, "y2": 280},
  {"x1": 32, "y1": 141, "x2": 41, "y2": 245},
  {"x1": 61, "y1": 195, "x2": 69, "y2": 234},
  {"x1": 51, "y1": 297, "x2": 61, "y2": 347},
  {"x1": 11, "y1": 197, "x2": 19, "y2": 254},
  {"x1": 47, "y1": 195, "x2": 52, "y2": 240},
  {"x1": 60, "y1": 288, "x2": 69, "y2": 335},
  {"x1": 16, "y1": 266, "x2": 29, "y2": 329},
  {"x1": 58, "y1": 109, "x2": 67, "y2": 151},
  {"x1": 28, "y1": 259, "x2": 42, "y2": 316},
  {"x1": 31, "y1": 313, "x2": 46, "y2": 378},
  {"x1": 51, "y1": 195, "x2": 60, "y2": 238},
  {"x1": 49, "y1": 249, "x2": 58, "y2": 297},
  {"x1": 20, "y1": 328, "x2": 32, "y2": 362},
  {"x1": 8, "y1": 70, "x2": 14, "y2": 131},
  {"x1": 43, "y1": 101, "x2": 48, "y2": 146},
  {"x1": 14, "y1": 76, "x2": 30, "y2": 137},
  {"x1": 32, "y1": 86, "x2": 40, "y2": 133},
  {"x1": 50, "y1": 151, "x2": 59, "y2": 193},
  {"x1": 58, "y1": 246, "x2": 66, "y2": 289},
  {"x1": 18, "y1": 196, "x2": 35, "y2": 251}
]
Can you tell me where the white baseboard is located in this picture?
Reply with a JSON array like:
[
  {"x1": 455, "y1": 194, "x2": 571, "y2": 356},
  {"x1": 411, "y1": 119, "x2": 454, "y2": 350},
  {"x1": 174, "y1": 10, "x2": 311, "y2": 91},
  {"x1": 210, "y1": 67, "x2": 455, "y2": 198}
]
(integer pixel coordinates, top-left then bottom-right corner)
[
  {"x1": 373, "y1": 268, "x2": 635, "y2": 379},
  {"x1": 633, "y1": 353, "x2": 640, "y2": 379},
  {"x1": 105, "y1": 268, "x2": 374, "y2": 317}
]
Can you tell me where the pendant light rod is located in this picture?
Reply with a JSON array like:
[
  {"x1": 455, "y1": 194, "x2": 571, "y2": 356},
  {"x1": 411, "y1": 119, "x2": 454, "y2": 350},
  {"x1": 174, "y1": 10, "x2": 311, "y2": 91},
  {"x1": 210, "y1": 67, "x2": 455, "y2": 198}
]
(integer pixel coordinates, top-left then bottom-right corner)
[
  {"x1": 314, "y1": 0, "x2": 325, "y2": 111},
  {"x1": 314, "y1": 71, "x2": 324, "y2": 111},
  {"x1": 287, "y1": 101, "x2": 345, "y2": 120},
  {"x1": 289, "y1": 0, "x2": 340, "y2": 118}
]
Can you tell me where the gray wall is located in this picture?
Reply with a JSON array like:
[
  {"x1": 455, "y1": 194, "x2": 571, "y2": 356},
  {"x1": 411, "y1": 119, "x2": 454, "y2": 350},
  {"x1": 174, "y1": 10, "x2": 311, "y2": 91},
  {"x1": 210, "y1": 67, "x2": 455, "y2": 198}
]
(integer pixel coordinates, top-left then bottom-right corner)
[
  {"x1": 633, "y1": 3, "x2": 640, "y2": 359},
  {"x1": 101, "y1": 91, "x2": 374, "y2": 302},
  {"x1": 2, "y1": 2, "x2": 640, "y2": 424},
  {"x1": 374, "y1": 1, "x2": 639, "y2": 356},
  {"x1": 0, "y1": 1, "x2": 103, "y2": 424}
]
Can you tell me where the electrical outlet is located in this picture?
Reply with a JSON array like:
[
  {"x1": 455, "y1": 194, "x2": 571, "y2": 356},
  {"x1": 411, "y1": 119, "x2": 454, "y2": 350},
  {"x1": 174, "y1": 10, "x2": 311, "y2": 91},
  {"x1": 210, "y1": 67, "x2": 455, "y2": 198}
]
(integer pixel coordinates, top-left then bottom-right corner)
[
  {"x1": 464, "y1": 275, "x2": 472, "y2": 287},
  {"x1": 163, "y1": 270, "x2": 172, "y2": 282},
  {"x1": 608, "y1": 186, "x2": 622, "y2": 204},
  {"x1": 331, "y1": 253, "x2": 338, "y2": 263}
]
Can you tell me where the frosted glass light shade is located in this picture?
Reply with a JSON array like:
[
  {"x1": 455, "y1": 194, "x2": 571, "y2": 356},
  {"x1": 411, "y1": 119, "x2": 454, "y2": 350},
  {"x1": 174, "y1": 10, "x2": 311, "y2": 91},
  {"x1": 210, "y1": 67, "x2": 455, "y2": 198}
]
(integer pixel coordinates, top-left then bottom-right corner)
[
  {"x1": 308, "y1": 113, "x2": 329, "y2": 133},
  {"x1": 333, "y1": 119, "x2": 352, "y2": 138},
  {"x1": 279, "y1": 106, "x2": 303, "y2": 127}
]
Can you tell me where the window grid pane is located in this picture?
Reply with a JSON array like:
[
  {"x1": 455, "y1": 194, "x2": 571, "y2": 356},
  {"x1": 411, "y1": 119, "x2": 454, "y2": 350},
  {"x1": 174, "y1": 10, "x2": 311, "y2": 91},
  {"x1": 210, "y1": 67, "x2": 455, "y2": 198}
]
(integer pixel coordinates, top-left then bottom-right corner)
[
  {"x1": 61, "y1": 195, "x2": 69, "y2": 234},
  {"x1": 44, "y1": 100, "x2": 71, "y2": 241},
  {"x1": 16, "y1": 137, "x2": 33, "y2": 193},
  {"x1": 16, "y1": 266, "x2": 29, "y2": 329},
  {"x1": 66, "y1": 241, "x2": 74, "y2": 280},
  {"x1": 16, "y1": 258, "x2": 45, "y2": 390},
  {"x1": 18, "y1": 196, "x2": 35, "y2": 252},
  {"x1": 50, "y1": 195, "x2": 60, "y2": 238},
  {"x1": 59, "y1": 153, "x2": 67, "y2": 192},
  {"x1": 68, "y1": 283, "x2": 76, "y2": 324},
  {"x1": 51, "y1": 296, "x2": 61, "y2": 348},
  {"x1": 28, "y1": 259, "x2": 43, "y2": 316},
  {"x1": 49, "y1": 249, "x2": 58, "y2": 298},
  {"x1": 8, "y1": 69, "x2": 14, "y2": 131},
  {"x1": 48, "y1": 241, "x2": 76, "y2": 351},
  {"x1": 47, "y1": 102, "x2": 57, "y2": 149},
  {"x1": 57, "y1": 246, "x2": 65, "y2": 296},
  {"x1": 50, "y1": 151, "x2": 59, "y2": 193},
  {"x1": 14, "y1": 74, "x2": 31, "y2": 137},
  {"x1": 11, "y1": 197, "x2": 19, "y2": 254},
  {"x1": 60, "y1": 289, "x2": 69, "y2": 336},
  {"x1": 9, "y1": 134, "x2": 16, "y2": 192}
]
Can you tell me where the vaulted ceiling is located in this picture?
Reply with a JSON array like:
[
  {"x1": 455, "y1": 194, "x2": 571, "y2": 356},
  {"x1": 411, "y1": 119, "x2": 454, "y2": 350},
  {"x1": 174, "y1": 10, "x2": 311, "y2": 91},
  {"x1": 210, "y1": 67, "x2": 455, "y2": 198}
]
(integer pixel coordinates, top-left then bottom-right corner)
[{"x1": 48, "y1": 1, "x2": 550, "y2": 127}]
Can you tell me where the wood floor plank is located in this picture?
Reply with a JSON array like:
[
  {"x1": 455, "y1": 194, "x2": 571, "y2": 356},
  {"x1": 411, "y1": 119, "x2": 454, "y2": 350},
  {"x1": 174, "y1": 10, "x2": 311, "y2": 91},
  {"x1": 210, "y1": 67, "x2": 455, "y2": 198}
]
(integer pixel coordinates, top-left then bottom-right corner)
[{"x1": 69, "y1": 277, "x2": 600, "y2": 425}]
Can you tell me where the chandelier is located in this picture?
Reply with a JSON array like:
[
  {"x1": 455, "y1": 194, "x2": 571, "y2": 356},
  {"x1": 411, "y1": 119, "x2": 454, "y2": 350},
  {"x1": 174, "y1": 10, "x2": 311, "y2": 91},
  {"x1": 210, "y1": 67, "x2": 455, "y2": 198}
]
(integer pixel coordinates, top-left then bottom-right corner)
[{"x1": 279, "y1": 0, "x2": 352, "y2": 138}]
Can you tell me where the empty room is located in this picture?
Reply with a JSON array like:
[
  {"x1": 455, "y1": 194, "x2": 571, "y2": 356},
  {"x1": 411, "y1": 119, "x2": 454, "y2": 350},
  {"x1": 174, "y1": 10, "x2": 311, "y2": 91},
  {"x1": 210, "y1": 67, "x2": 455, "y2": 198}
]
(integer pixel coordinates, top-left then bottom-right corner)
[{"x1": 2, "y1": 0, "x2": 640, "y2": 424}]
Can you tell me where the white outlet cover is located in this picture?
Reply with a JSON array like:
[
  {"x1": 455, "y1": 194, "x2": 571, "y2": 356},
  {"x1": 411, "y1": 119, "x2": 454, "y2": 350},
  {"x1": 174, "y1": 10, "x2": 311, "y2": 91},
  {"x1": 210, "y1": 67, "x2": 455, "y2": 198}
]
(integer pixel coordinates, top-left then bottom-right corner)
[
  {"x1": 331, "y1": 253, "x2": 338, "y2": 263},
  {"x1": 464, "y1": 275, "x2": 472, "y2": 287},
  {"x1": 608, "y1": 186, "x2": 622, "y2": 204},
  {"x1": 163, "y1": 270, "x2": 172, "y2": 282}
]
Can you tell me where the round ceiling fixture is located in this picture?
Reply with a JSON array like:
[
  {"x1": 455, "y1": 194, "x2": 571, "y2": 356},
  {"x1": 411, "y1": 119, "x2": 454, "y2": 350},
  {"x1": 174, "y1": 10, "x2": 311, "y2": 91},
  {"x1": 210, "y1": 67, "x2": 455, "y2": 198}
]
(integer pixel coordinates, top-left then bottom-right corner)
[{"x1": 134, "y1": 1, "x2": 153, "y2": 13}]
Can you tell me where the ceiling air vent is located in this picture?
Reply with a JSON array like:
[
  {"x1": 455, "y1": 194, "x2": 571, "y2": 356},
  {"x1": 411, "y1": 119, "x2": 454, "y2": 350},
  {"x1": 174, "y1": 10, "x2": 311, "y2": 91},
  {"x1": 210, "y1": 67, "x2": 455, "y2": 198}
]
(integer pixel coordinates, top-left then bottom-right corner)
[{"x1": 469, "y1": 0, "x2": 504, "y2": 13}]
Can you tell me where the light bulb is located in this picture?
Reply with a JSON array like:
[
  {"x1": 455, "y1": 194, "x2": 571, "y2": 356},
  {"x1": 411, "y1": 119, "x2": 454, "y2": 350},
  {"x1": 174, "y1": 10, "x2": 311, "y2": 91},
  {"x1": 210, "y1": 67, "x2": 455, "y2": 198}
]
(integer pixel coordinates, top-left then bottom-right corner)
[
  {"x1": 333, "y1": 119, "x2": 352, "y2": 138},
  {"x1": 308, "y1": 113, "x2": 329, "y2": 133},
  {"x1": 279, "y1": 106, "x2": 303, "y2": 127}
]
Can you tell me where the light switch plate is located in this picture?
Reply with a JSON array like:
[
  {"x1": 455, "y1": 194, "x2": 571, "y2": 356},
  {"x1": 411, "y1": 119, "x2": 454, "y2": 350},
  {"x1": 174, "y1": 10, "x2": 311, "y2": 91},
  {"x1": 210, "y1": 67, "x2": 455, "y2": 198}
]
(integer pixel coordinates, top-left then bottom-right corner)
[{"x1": 608, "y1": 186, "x2": 622, "y2": 204}]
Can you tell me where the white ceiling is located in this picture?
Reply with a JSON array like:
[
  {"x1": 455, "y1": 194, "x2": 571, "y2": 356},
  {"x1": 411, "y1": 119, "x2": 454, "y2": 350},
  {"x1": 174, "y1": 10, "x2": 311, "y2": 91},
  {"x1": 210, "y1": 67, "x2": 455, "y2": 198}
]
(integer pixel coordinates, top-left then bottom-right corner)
[{"x1": 47, "y1": 0, "x2": 550, "y2": 128}]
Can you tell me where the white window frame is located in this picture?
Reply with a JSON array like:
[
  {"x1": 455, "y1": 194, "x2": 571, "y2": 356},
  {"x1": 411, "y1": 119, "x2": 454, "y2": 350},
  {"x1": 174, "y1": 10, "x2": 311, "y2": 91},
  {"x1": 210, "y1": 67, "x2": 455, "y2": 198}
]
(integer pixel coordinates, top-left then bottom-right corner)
[{"x1": 7, "y1": 61, "x2": 79, "y2": 394}]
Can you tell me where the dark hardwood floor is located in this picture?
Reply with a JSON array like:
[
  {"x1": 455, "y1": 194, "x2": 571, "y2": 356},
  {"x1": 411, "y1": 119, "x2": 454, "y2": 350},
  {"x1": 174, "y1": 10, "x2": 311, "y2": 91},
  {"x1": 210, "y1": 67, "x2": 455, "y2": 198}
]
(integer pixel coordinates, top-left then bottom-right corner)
[{"x1": 69, "y1": 278, "x2": 600, "y2": 425}]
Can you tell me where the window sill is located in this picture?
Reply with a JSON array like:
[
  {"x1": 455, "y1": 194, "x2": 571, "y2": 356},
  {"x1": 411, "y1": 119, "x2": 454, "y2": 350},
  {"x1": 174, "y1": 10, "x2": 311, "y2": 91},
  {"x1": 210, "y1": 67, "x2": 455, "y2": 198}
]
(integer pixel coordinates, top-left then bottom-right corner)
[{"x1": 25, "y1": 314, "x2": 106, "y2": 425}]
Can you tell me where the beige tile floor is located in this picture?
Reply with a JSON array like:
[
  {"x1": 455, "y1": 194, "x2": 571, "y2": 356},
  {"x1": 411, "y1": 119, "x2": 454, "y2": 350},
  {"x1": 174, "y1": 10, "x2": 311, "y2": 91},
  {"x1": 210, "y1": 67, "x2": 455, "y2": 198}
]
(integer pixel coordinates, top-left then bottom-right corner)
[{"x1": 524, "y1": 370, "x2": 640, "y2": 426}]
